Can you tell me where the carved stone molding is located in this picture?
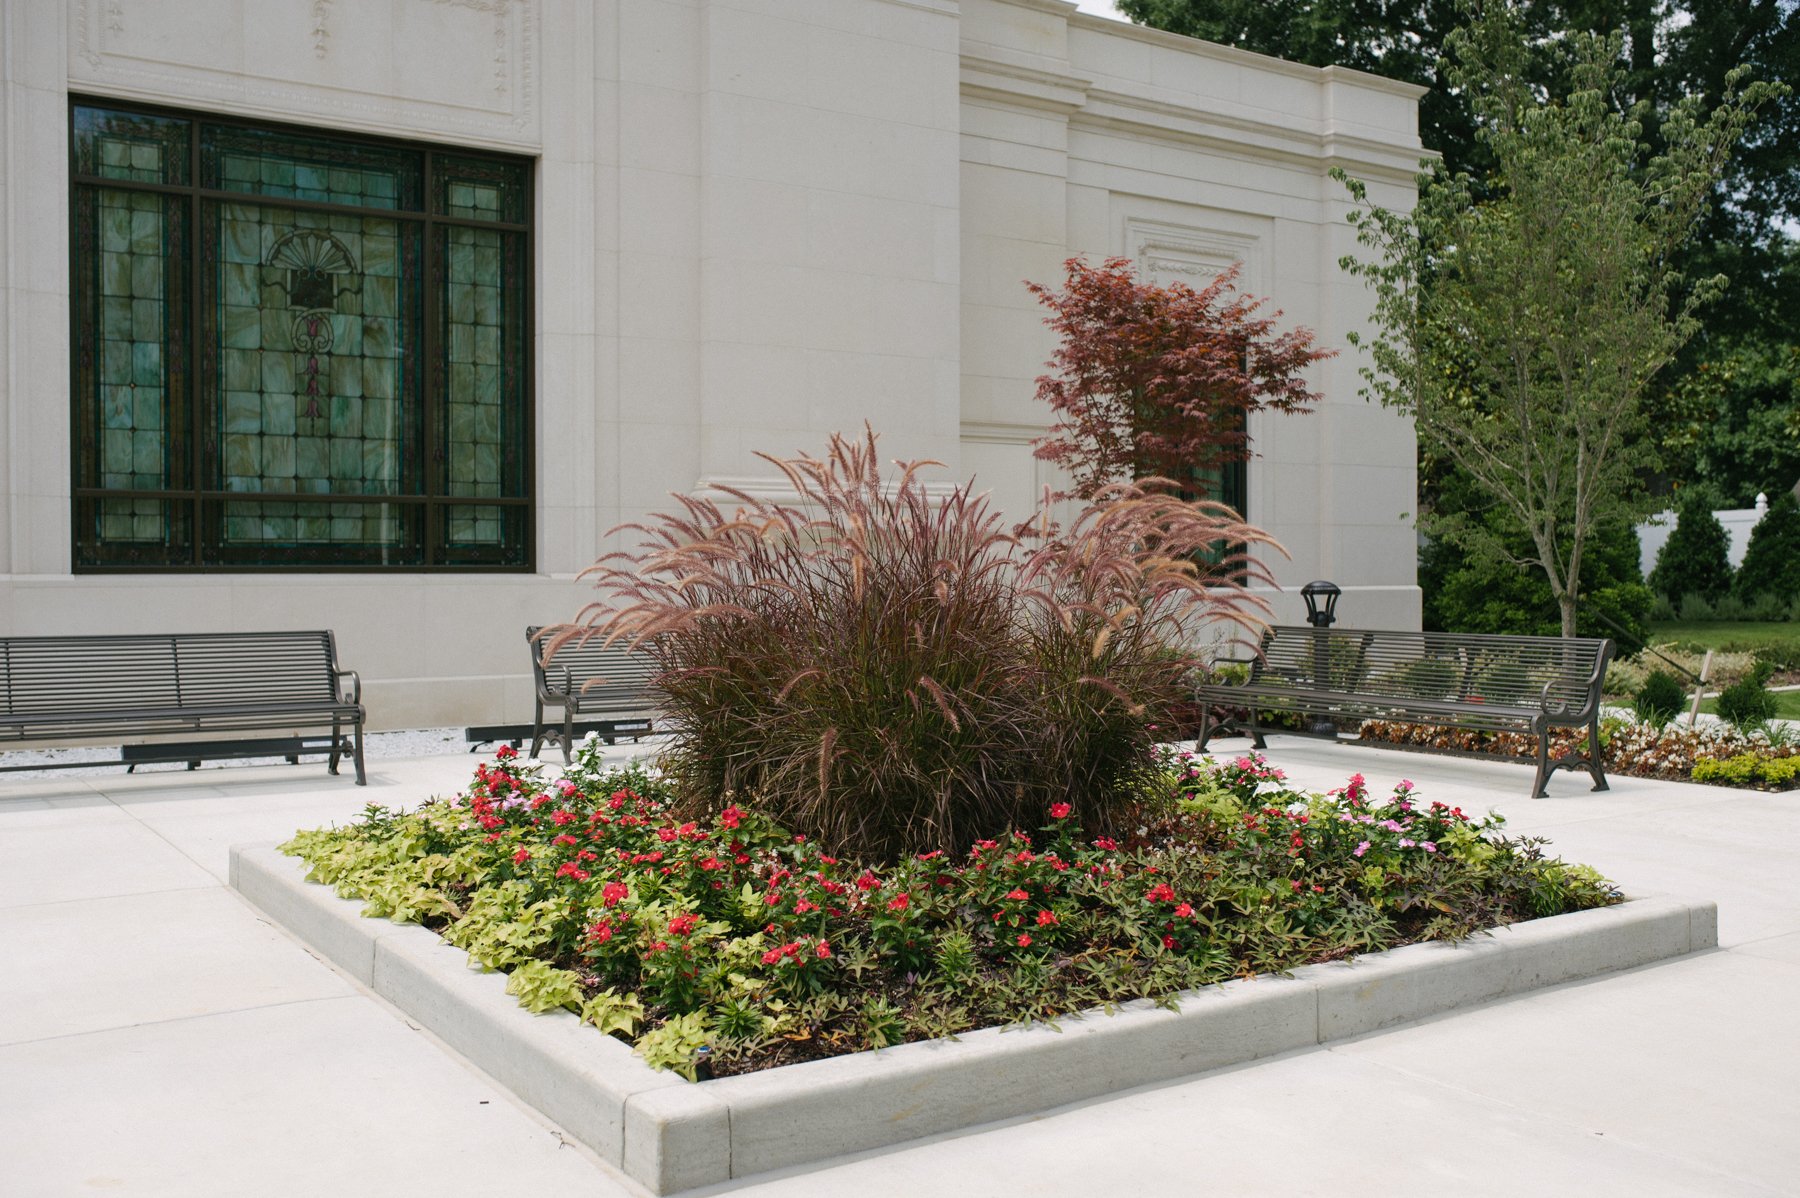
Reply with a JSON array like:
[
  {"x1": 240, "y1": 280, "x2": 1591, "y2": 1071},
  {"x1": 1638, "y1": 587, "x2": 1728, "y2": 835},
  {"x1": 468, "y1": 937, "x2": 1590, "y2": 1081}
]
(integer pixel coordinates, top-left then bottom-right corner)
[
  {"x1": 1123, "y1": 216, "x2": 1267, "y2": 297},
  {"x1": 68, "y1": 0, "x2": 541, "y2": 150}
]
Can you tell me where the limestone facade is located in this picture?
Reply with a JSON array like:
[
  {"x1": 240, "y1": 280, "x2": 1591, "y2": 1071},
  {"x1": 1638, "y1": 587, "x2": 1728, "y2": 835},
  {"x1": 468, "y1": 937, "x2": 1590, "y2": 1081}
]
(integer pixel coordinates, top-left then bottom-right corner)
[{"x1": 0, "y1": 0, "x2": 1424, "y2": 727}]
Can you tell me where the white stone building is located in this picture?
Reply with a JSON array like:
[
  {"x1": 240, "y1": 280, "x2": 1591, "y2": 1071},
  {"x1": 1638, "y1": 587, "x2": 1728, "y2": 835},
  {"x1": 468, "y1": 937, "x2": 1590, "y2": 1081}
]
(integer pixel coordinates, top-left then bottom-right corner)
[{"x1": 0, "y1": 0, "x2": 1424, "y2": 728}]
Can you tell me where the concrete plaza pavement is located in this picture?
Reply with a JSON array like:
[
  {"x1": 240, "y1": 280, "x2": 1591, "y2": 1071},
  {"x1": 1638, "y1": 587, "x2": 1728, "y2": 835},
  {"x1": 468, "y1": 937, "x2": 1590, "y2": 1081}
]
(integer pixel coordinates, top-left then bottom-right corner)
[{"x1": 2, "y1": 736, "x2": 1797, "y2": 1197}]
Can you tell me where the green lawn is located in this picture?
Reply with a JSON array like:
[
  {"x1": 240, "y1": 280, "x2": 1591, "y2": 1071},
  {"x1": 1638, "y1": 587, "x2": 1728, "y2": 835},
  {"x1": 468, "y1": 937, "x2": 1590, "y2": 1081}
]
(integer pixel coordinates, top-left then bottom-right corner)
[
  {"x1": 1646, "y1": 622, "x2": 1800, "y2": 653},
  {"x1": 1696, "y1": 689, "x2": 1800, "y2": 720}
]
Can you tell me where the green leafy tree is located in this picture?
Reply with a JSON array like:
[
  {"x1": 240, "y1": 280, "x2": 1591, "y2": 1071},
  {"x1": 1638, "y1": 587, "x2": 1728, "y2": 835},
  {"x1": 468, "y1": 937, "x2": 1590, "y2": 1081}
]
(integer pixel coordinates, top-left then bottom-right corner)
[
  {"x1": 1734, "y1": 490, "x2": 1800, "y2": 602},
  {"x1": 1337, "y1": 2, "x2": 1776, "y2": 637},
  {"x1": 1659, "y1": 335, "x2": 1800, "y2": 504},
  {"x1": 1648, "y1": 491, "x2": 1734, "y2": 604},
  {"x1": 1122, "y1": 0, "x2": 1800, "y2": 533}
]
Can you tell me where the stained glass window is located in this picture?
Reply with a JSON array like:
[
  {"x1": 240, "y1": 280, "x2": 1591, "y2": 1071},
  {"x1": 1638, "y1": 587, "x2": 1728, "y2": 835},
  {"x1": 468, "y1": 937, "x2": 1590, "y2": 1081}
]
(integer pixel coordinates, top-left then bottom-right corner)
[{"x1": 71, "y1": 100, "x2": 532, "y2": 570}]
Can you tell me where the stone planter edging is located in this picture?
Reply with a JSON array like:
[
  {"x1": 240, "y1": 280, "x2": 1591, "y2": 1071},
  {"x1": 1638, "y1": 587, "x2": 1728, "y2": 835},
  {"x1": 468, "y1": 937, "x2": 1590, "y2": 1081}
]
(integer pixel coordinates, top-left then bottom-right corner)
[{"x1": 230, "y1": 842, "x2": 1715, "y2": 1194}]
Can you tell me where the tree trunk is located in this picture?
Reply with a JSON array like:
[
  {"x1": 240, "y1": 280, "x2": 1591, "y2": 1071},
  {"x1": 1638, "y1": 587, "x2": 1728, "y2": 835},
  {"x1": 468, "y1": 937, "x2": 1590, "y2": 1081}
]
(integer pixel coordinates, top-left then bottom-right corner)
[{"x1": 1559, "y1": 590, "x2": 1578, "y2": 639}]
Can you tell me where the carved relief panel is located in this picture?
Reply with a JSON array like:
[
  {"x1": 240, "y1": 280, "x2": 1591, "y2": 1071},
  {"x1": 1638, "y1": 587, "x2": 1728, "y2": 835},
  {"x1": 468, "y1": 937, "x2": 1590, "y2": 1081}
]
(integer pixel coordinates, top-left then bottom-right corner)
[{"x1": 68, "y1": 0, "x2": 541, "y2": 150}]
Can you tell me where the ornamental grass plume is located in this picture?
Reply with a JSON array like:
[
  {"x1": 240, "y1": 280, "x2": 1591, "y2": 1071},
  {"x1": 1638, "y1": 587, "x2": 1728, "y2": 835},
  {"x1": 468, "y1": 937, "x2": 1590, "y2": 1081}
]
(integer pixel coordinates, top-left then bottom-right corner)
[{"x1": 561, "y1": 428, "x2": 1280, "y2": 861}]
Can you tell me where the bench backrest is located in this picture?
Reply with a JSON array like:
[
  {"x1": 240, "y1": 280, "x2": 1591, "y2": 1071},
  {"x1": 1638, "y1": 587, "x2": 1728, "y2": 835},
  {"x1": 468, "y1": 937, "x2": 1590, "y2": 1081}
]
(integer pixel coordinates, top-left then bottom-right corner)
[
  {"x1": 526, "y1": 626, "x2": 661, "y2": 709},
  {"x1": 0, "y1": 631, "x2": 343, "y2": 719},
  {"x1": 1251, "y1": 626, "x2": 1612, "y2": 713}
]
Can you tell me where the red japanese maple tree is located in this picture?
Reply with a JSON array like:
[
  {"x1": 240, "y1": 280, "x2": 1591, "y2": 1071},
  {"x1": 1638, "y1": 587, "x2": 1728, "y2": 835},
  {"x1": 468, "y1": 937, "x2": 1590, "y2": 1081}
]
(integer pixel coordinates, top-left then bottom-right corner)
[{"x1": 1027, "y1": 257, "x2": 1333, "y2": 502}]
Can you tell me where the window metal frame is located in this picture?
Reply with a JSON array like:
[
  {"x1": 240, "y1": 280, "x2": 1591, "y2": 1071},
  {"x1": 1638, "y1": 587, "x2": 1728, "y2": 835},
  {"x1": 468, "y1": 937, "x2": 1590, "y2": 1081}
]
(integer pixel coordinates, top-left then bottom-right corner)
[{"x1": 68, "y1": 95, "x2": 536, "y2": 573}]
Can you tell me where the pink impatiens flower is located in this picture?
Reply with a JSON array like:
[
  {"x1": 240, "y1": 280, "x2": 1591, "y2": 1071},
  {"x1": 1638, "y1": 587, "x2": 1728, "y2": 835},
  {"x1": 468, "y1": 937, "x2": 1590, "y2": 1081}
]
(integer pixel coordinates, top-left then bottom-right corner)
[{"x1": 1353, "y1": 841, "x2": 1370, "y2": 858}]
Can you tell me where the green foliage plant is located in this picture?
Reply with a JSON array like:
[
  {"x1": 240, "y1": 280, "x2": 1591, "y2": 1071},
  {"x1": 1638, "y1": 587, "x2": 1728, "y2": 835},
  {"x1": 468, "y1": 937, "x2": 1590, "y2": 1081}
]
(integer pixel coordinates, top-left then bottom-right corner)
[
  {"x1": 1716, "y1": 663, "x2": 1780, "y2": 729},
  {"x1": 1633, "y1": 669, "x2": 1687, "y2": 728},
  {"x1": 1692, "y1": 752, "x2": 1800, "y2": 788},
  {"x1": 1735, "y1": 492, "x2": 1800, "y2": 604},
  {"x1": 1336, "y1": 0, "x2": 1780, "y2": 638},
  {"x1": 565, "y1": 428, "x2": 1280, "y2": 862},
  {"x1": 280, "y1": 745, "x2": 1622, "y2": 1081},
  {"x1": 1651, "y1": 492, "x2": 1736, "y2": 606}
]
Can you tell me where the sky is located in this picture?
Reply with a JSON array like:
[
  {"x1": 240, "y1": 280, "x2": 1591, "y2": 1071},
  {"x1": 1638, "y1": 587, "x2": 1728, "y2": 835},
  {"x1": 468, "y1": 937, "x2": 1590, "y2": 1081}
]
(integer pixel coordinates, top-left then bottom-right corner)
[{"x1": 1073, "y1": 0, "x2": 1131, "y2": 19}]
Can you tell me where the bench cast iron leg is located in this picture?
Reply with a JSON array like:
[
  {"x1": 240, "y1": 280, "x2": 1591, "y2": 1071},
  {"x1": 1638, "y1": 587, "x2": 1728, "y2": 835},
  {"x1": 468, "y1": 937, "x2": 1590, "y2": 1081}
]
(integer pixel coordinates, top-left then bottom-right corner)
[
  {"x1": 352, "y1": 721, "x2": 366, "y2": 786},
  {"x1": 329, "y1": 717, "x2": 342, "y2": 775},
  {"x1": 1530, "y1": 727, "x2": 1551, "y2": 799},
  {"x1": 1196, "y1": 701, "x2": 1212, "y2": 751},
  {"x1": 1586, "y1": 713, "x2": 1609, "y2": 792},
  {"x1": 529, "y1": 698, "x2": 549, "y2": 762},
  {"x1": 561, "y1": 710, "x2": 576, "y2": 764}
]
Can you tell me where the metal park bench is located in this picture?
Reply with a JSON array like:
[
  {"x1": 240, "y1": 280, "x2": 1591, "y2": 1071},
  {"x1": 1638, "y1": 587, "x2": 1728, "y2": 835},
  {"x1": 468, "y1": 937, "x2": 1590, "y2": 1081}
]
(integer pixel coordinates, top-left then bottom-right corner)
[
  {"x1": 1195, "y1": 626, "x2": 1614, "y2": 798},
  {"x1": 0, "y1": 630, "x2": 365, "y2": 783},
  {"x1": 526, "y1": 626, "x2": 662, "y2": 763}
]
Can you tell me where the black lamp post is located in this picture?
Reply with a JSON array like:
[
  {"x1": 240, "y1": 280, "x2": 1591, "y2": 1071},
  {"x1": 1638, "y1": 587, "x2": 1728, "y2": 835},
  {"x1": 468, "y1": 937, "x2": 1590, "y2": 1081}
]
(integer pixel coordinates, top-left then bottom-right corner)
[{"x1": 1300, "y1": 580, "x2": 1341, "y2": 735}]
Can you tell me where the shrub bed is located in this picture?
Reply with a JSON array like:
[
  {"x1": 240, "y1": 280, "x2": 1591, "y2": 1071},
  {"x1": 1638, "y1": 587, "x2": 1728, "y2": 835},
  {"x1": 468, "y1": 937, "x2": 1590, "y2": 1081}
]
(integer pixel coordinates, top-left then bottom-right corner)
[
  {"x1": 1358, "y1": 718, "x2": 1800, "y2": 791},
  {"x1": 282, "y1": 740, "x2": 1618, "y2": 1082}
]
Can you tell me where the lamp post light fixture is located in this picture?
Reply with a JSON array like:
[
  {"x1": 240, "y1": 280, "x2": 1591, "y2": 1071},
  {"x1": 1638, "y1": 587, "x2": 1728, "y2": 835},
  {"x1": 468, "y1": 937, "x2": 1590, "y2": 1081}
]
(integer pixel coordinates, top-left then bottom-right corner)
[
  {"x1": 1300, "y1": 580, "x2": 1342, "y2": 736},
  {"x1": 1301, "y1": 579, "x2": 1341, "y2": 629}
]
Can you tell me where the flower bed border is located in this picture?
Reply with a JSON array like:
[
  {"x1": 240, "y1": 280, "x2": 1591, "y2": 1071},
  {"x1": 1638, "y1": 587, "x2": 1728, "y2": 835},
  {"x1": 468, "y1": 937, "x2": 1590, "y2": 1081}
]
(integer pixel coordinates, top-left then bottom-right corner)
[{"x1": 232, "y1": 841, "x2": 1715, "y2": 1195}]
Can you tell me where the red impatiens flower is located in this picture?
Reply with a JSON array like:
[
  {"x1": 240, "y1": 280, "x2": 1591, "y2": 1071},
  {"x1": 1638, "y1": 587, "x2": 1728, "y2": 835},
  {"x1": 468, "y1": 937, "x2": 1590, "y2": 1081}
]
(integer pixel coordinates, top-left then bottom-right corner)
[
  {"x1": 601, "y1": 881, "x2": 629, "y2": 907},
  {"x1": 1093, "y1": 837, "x2": 1118, "y2": 851},
  {"x1": 1004, "y1": 888, "x2": 1030, "y2": 902},
  {"x1": 512, "y1": 847, "x2": 531, "y2": 865},
  {"x1": 1035, "y1": 909, "x2": 1058, "y2": 927},
  {"x1": 552, "y1": 809, "x2": 576, "y2": 826},
  {"x1": 887, "y1": 893, "x2": 911, "y2": 912},
  {"x1": 1145, "y1": 882, "x2": 1176, "y2": 903},
  {"x1": 815, "y1": 940, "x2": 833, "y2": 959},
  {"x1": 1049, "y1": 802, "x2": 1072, "y2": 820},
  {"x1": 667, "y1": 913, "x2": 700, "y2": 937},
  {"x1": 555, "y1": 862, "x2": 590, "y2": 881},
  {"x1": 1016, "y1": 933, "x2": 1033, "y2": 948},
  {"x1": 1173, "y1": 902, "x2": 1194, "y2": 919}
]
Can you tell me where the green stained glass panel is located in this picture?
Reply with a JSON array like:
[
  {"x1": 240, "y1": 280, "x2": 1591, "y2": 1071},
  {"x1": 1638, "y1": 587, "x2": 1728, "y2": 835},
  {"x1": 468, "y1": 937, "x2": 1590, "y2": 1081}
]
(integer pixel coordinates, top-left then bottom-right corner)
[
  {"x1": 435, "y1": 155, "x2": 527, "y2": 223},
  {"x1": 81, "y1": 187, "x2": 185, "y2": 545},
  {"x1": 202, "y1": 124, "x2": 421, "y2": 210},
  {"x1": 74, "y1": 107, "x2": 189, "y2": 184},
  {"x1": 440, "y1": 225, "x2": 524, "y2": 542},
  {"x1": 207, "y1": 202, "x2": 421, "y2": 533}
]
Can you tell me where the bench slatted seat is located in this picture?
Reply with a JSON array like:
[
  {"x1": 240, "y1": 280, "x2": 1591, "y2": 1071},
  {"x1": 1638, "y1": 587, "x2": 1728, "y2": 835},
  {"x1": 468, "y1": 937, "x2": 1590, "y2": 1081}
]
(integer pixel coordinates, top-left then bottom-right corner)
[
  {"x1": 1195, "y1": 626, "x2": 1613, "y2": 798},
  {"x1": 527, "y1": 626, "x2": 663, "y2": 762},
  {"x1": 0, "y1": 631, "x2": 365, "y2": 783}
]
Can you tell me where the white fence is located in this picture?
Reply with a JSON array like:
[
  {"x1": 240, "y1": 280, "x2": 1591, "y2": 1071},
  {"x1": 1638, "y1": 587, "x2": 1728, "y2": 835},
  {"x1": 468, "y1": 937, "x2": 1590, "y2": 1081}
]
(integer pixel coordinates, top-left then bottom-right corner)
[{"x1": 1637, "y1": 493, "x2": 1773, "y2": 578}]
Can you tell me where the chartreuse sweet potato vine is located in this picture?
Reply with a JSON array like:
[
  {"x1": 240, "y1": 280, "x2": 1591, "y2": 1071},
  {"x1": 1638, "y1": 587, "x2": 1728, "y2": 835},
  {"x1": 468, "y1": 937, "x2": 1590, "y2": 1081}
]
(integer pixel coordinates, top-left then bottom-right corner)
[{"x1": 282, "y1": 737, "x2": 1618, "y2": 1081}]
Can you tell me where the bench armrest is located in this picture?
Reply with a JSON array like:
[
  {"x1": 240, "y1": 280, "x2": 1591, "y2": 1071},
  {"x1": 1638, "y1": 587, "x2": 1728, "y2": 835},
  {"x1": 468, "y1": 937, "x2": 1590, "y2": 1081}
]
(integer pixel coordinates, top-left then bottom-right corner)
[{"x1": 333, "y1": 667, "x2": 362, "y2": 706}]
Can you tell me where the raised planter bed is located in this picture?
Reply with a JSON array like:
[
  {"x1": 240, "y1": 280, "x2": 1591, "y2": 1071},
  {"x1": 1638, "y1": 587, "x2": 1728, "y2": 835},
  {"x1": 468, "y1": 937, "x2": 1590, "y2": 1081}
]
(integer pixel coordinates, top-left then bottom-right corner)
[{"x1": 231, "y1": 841, "x2": 1716, "y2": 1194}]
